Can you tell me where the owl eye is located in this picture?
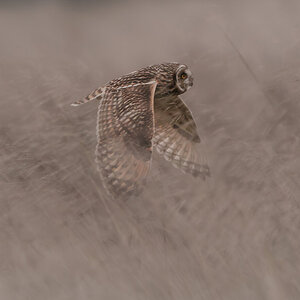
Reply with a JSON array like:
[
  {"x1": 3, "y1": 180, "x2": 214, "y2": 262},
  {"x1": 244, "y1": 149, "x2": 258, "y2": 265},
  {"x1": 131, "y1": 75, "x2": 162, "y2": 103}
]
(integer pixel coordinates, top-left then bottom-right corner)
[{"x1": 180, "y1": 72, "x2": 187, "y2": 80}]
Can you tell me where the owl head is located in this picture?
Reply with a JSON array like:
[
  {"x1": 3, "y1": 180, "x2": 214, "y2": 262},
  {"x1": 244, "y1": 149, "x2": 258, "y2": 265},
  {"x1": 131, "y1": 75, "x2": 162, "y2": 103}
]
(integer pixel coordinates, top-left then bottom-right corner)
[
  {"x1": 154, "y1": 63, "x2": 194, "y2": 97},
  {"x1": 174, "y1": 64, "x2": 193, "y2": 93}
]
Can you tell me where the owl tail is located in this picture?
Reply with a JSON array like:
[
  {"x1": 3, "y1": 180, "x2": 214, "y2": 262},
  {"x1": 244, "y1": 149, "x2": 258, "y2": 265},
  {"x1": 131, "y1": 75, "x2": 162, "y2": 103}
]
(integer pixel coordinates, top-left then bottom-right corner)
[{"x1": 71, "y1": 87, "x2": 104, "y2": 106}]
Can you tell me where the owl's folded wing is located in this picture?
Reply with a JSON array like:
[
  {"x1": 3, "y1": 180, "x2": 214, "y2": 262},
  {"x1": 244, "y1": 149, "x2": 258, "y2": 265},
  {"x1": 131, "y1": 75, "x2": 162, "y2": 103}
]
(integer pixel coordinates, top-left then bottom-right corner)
[
  {"x1": 96, "y1": 81, "x2": 157, "y2": 198},
  {"x1": 153, "y1": 95, "x2": 210, "y2": 179}
]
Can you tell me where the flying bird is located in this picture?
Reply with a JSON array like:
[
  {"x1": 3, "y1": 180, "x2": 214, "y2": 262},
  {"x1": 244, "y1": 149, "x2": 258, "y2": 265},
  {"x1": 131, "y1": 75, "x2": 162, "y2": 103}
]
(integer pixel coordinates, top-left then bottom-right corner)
[{"x1": 72, "y1": 63, "x2": 210, "y2": 198}]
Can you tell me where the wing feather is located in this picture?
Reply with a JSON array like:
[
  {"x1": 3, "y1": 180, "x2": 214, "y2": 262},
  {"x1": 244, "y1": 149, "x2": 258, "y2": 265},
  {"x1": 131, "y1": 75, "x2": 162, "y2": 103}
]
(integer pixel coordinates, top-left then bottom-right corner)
[
  {"x1": 96, "y1": 81, "x2": 157, "y2": 198},
  {"x1": 71, "y1": 87, "x2": 104, "y2": 106},
  {"x1": 153, "y1": 95, "x2": 210, "y2": 179}
]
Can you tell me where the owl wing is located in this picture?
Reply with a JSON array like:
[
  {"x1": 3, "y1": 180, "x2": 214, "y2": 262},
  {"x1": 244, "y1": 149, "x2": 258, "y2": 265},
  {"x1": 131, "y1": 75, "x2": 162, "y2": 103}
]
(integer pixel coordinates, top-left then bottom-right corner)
[
  {"x1": 96, "y1": 81, "x2": 157, "y2": 198},
  {"x1": 71, "y1": 87, "x2": 104, "y2": 106},
  {"x1": 153, "y1": 95, "x2": 210, "y2": 179}
]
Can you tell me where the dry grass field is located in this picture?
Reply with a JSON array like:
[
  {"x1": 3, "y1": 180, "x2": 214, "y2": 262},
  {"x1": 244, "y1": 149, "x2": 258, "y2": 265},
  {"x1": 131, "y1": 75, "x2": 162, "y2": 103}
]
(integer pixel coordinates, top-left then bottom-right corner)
[{"x1": 0, "y1": 0, "x2": 300, "y2": 299}]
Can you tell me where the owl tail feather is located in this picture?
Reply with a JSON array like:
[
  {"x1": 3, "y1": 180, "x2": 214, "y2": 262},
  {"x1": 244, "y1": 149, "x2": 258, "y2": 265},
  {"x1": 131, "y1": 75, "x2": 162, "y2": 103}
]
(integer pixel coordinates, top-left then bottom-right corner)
[{"x1": 71, "y1": 87, "x2": 104, "y2": 106}]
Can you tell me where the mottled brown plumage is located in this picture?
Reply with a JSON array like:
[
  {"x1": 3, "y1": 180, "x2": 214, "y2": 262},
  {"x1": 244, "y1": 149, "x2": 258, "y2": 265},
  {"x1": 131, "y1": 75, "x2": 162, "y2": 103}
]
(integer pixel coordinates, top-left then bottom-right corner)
[{"x1": 72, "y1": 63, "x2": 210, "y2": 198}]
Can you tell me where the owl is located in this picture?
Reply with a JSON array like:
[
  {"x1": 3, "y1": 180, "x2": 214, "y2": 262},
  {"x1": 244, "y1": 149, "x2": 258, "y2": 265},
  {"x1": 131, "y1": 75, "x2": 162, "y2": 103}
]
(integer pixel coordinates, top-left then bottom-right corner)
[{"x1": 72, "y1": 63, "x2": 210, "y2": 198}]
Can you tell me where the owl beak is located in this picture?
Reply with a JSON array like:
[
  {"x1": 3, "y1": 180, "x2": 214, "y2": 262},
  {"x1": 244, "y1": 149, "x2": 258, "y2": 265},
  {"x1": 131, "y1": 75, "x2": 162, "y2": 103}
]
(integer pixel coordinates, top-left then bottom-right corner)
[{"x1": 189, "y1": 77, "x2": 194, "y2": 87}]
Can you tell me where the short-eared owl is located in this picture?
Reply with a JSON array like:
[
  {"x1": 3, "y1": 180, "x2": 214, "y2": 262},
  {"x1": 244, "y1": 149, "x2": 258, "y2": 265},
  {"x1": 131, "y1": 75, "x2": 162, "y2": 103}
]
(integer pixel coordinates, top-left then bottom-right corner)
[{"x1": 72, "y1": 63, "x2": 210, "y2": 198}]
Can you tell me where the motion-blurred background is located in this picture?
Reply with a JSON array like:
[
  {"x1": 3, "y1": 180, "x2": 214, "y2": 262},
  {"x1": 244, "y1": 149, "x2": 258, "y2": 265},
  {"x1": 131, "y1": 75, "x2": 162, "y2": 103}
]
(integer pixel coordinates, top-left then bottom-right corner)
[{"x1": 1, "y1": 0, "x2": 300, "y2": 299}]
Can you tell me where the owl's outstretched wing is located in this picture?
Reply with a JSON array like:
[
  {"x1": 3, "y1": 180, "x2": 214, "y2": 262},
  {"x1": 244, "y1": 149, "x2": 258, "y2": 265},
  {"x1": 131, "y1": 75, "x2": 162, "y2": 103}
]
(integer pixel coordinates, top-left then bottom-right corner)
[
  {"x1": 96, "y1": 81, "x2": 157, "y2": 198},
  {"x1": 71, "y1": 87, "x2": 104, "y2": 106},
  {"x1": 153, "y1": 95, "x2": 210, "y2": 179}
]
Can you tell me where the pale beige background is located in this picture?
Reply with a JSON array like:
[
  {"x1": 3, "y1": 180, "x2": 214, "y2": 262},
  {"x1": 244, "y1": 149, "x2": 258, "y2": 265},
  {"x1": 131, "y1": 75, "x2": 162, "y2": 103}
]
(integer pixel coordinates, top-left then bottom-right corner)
[{"x1": 1, "y1": 0, "x2": 300, "y2": 299}]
